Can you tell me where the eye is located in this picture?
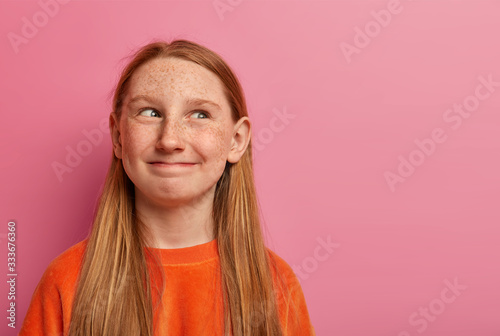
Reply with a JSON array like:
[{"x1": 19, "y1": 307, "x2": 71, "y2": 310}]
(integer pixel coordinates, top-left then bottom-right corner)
[
  {"x1": 192, "y1": 111, "x2": 209, "y2": 119},
  {"x1": 139, "y1": 108, "x2": 160, "y2": 118}
]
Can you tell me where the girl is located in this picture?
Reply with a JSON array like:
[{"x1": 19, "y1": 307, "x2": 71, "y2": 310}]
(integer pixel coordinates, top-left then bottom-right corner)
[{"x1": 20, "y1": 39, "x2": 315, "y2": 336}]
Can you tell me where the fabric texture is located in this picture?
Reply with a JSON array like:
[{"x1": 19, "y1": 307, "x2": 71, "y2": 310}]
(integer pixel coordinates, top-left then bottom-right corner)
[{"x1": 19, "y1": 238, "x2": 315, "y2": 335}]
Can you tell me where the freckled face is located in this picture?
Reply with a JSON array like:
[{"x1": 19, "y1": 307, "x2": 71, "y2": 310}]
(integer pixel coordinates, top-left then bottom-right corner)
[{"x1": 114, "y1": 57, "x2": 236, "y2": 207}]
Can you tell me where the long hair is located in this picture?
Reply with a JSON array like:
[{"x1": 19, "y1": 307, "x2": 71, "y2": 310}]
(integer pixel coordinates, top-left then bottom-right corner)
[{"x1": 68, "y1": 40, "x2": 288, "y2": 335}]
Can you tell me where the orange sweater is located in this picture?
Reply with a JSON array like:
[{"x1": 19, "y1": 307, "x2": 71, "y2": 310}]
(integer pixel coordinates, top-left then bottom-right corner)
[{"x1": 19, "y1": 239, "x2": 315, "y2": 335}]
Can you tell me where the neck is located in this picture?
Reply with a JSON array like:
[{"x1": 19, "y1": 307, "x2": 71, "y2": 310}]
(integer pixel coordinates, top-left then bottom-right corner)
[{"x1": 135, "y1": 187, "x2": 216, "y2": 249}]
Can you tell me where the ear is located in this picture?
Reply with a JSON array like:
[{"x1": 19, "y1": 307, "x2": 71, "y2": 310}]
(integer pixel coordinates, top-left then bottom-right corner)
[
  {"x1": 110, "y1": 112, "x2": 123, "y2": 159},
  {"x1": 227, "y1": 116, "x2": 251, "y2": 164}
]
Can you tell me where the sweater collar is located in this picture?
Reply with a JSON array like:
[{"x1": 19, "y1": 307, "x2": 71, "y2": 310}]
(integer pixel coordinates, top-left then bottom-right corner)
[{"x1": 145, "y1": 238, "x2": 218, "y2": 265}]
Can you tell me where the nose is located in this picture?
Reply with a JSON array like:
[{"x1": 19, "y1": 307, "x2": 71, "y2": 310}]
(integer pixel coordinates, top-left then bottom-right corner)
[{"x1": 156, "y1": 118, "x2": 185, "y2": 152}]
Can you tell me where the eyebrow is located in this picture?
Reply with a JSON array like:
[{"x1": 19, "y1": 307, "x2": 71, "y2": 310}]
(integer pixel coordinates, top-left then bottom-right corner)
[{"x1": 127, "y1": 95, "x2": 222, "y2": 111}]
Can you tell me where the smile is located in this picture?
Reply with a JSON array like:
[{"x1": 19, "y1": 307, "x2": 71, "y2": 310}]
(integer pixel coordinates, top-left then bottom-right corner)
[{"x1": 149, "y1": 162, "x2": 197, "y2": 168}]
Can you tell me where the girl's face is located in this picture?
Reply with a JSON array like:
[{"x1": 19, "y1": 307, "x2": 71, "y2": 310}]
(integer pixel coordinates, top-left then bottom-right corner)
[{"x1": 110, "y1": 57, "x2": 249, "y2": 208}]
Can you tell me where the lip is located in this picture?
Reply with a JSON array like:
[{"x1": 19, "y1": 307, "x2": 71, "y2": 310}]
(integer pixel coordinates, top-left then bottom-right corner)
[{"x1": 149, "y1": 162, "x2": 197, "y2": 167}]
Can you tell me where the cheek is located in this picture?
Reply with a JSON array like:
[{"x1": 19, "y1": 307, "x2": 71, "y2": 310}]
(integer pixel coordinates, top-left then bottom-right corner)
[
  {"x1": 121, "y1": 123, "x2": 156, "y2": 159},
  {"x1": 196, "y1": 124, "x2": 231, "y2": 163}
]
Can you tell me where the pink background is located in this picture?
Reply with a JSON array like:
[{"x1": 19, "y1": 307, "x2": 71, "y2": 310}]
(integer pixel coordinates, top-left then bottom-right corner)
[{"x1": 1, "y1": 0, "x2": 499, "y2": 335}]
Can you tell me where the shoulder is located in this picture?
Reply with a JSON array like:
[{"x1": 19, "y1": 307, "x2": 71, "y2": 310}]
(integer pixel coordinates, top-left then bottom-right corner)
[
  {"x1": 266, "y1": 247, "x2": 316, "y2": 335},
  {"x1": 47, "y1": 239, "x2": 87, "y2": 272},
  {"x1": 265, "y1": 248, "x2": 303, "y2": 302},
  {"x1": 20, "y1": 240, "x2": 88, "y2": 335},
  {"x1": 266, "y1": 248, "x2": 299, "y2": 286},
  {"x1": 39, "y1": 239, "x2": 88, "y2": 290}
]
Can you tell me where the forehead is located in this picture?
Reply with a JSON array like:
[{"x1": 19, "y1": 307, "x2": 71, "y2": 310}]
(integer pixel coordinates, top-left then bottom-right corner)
[{"x1": 126, "y1": 57, "x2": 228, "y2": 107}]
